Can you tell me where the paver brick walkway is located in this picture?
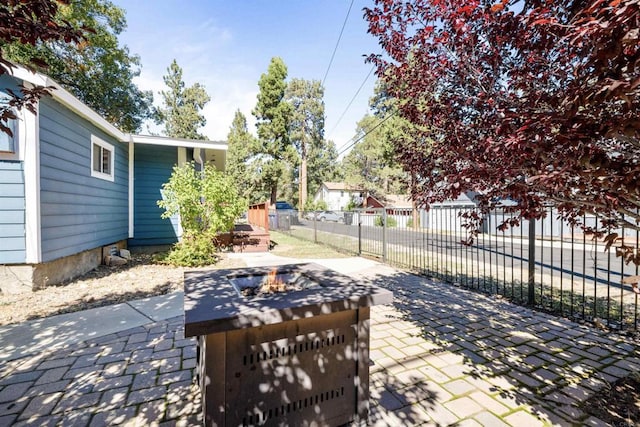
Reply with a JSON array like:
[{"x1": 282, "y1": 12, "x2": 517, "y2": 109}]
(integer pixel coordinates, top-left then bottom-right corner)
[
  {"x1": 1, "y1": 262, "x2": 639, "y2": 426},
  {"x1": 358, "y1": 265, "x2": 639, "y2": 426},
  {"x1": 0, "y1": 316, "x2": 201, "y2": 426}
]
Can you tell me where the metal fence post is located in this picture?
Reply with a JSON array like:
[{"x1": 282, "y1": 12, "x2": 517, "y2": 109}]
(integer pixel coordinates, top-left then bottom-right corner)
[
  {"x1": 382, "y1": 209, "x2": 388, "y2": 263},
  {"x1": 528, "y1": 218, "x2": 536, "y2": 305},
  {"x1": 313, "y1": 212, "x2": 317, "y2": 243},
  {"x1": 358, "y1": 219, "x2": 362, "y2": 255}
]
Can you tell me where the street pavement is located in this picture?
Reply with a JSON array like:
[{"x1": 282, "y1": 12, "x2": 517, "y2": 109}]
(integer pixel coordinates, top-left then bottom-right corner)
[{"x1": 0, "y1": 253, "x2": 638, "y2": 426}]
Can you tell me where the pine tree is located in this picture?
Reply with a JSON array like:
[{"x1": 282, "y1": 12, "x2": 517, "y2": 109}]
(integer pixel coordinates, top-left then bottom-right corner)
[
  {"x1": 226, "y1": 110, "x2": 257, "y2": 201},
  {"x1": 251, "y1": 57, "x2": 294, "y2": 204},
  {"x1": 286, "y1": 78, "x2": 325, "y2": 209},
  {"x1": 157, "y1": 60, "x2": 210, "y2": 140}
]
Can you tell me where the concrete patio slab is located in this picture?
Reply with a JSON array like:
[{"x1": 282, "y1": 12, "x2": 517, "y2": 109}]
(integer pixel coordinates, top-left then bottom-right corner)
[
  {"x1": 227, "y1": 251, "x2": 382, "y2": 275},
  {"x1": 127, "y1": 291, "x2": 184, "y2": 322},
  {"x1": 0, "y1": 292, "x2": 186, "y2": 363},
  {"x1": 0, "y1": 303, "x2": 151, "y2": 363}
]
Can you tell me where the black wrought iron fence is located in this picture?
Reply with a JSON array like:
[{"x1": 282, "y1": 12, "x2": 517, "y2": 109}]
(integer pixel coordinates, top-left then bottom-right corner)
[{"x1": 272, "y1": 207, "x2": 640, "y2": 333}]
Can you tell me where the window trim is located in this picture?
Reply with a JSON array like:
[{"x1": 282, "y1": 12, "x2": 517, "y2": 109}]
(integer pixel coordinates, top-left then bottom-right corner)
[
  {"x1": 0, "y1": 116, "x2": 18, "y2": 159},
  {"x1": 90, "y1": 135, "x2": 115, "y2": 182},
  {"x1": 0, "y1": 93, "x2": 19, "y2": 160}
]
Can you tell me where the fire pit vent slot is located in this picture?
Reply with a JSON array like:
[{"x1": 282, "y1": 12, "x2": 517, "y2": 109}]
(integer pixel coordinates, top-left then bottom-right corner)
[
  {"x1": 242, "y1": 333, "x2": 346, "y2": 366},
  {"x1": 241, "y1": 386, "x2": 346, "y2": 426}
]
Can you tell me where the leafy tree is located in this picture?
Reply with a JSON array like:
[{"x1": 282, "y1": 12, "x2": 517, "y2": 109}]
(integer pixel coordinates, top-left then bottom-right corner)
[
  {"x1": 252, "y1": 57, "x2": 294, "y2": 204},
  {"x1": 156, "y1": 59, "x2": 211, "y2": 139},
  {"x1": 307, "y1": 138, "x2": 342, "y2": 199},
  {"x1": 3, "y1": 0, "x2": 153, "y2": 133},
  {"x1": 375, "y1": 215, "x2": 397, "y2": 227},
  {"x1": 365, "y1": 0, "x2": 640, "y2": 262},
  {"x1": 285, "y1": 78, "x2": 325, "y2": 209},
  {"x1": 304, "y1": 199, "x2": 328, "y2": 211},
  {"x1": 157, "y1": 161, "x2": 246, "y2": 266},
  {"x1": 342, "y1": 112, "x2": 408, "y2": 197},
  {"x1": 342, "y1": 80, "x2": 411, "y2": 197},
  {"x1": 0, "y1": 0, "x2": 89, "y2": 136},
  {"x1": 226, "y1": 110, "x2": 257, "y2": 201}
]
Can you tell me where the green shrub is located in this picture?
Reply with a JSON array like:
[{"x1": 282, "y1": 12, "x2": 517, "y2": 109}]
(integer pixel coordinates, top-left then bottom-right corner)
[
  {"x1": 304, "y1": 199, "x2": 327, "y2": 211},
  {"x1": 157, "y1": 162, "x2": 246, "y2": 266},
  {"x1": 407, "y1": 217, "x2": 420, "y2": 228},
  {"x1": 162, "y1": 232, "x2": 219, "y2": 267},
  {"x1": 345, "y1": 199, "x2": 359, "y2": 211},
  {"x1": 375, "y1": 215, "x2": 397, "y2": 227}
]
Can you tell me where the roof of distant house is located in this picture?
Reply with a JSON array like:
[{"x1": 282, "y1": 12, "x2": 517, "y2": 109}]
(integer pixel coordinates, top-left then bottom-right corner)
[
  {"x1": 323, "y1": 182, "x2": 364, "y2": 191},
  {"x1": 384, "y1": 194, "x2": 413, "y2": 208},
  {"x1": 365, "y1": 194, "x2": 413, "y2": 208}
]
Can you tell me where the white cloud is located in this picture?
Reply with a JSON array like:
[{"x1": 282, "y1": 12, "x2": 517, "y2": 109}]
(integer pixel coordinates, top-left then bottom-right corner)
[
  {"x1": 202, "y1": 83, "x2": 258, "y2": 141},
  {"x1": 133, "y1": 68, "x2": 258, "y2": 141}
]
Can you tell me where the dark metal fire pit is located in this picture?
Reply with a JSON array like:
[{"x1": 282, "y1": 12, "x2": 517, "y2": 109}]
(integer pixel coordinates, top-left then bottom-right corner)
[{"x1": 183, "y1": 263, "x2": 393, "y2": 426}]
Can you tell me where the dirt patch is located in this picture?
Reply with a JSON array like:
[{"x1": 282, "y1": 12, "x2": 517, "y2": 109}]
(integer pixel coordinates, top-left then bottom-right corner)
[
  {"x1": 583, "y1": 373, "x2": 640, "y2": 426},
  {"x1": 0, "y1": 253, "x2": 245, "y2": 326}
]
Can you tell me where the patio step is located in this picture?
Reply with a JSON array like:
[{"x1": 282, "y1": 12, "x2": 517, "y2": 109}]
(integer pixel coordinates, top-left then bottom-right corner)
[{"x1": 230, "y1": 224, "x2": 270, "y2": 253}]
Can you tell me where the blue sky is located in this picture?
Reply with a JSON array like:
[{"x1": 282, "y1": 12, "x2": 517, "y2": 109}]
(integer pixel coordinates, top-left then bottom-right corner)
[{"x1": 112, "y1": 0, "x2": 382, "y2": 154}]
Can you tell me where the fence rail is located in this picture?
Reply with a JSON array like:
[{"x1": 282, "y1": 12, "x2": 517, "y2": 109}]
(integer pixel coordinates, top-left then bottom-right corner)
[{"x1": 273, "y1": 207, "x2": 640, "y2": 334}]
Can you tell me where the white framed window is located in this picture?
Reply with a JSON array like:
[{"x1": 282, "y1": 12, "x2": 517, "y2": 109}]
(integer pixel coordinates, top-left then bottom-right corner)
[
  {"x1": 90, "y1": 135, "x2": 115, "y2": 182},
  {"x1": 0, "y1": 117, "x2": 16, "y2": 153},
  {"x1": 0, "y1": 92, "x2": 18, "y2": 159}
]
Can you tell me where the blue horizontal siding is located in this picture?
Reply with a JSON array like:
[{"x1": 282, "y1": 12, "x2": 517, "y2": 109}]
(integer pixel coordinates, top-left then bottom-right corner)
[
  {"x1": 0, "y1": 223, "x2": 25, "y2": 235},
  {"x1": 39, "y1": 97, "x2": 128, "y2": 262},
  {"x1": 0, "y1": 252, "x2": 25, "y2": 264},
  {"x1": 130, "y1": 144, "x2": 179, "y2": 246},
  {"x1": 1, "y1": 237, "x2": 26, "y2": 251},
  {"x1": 0, "y1": 160, "x2": 25, "y2": 263},
  {"x1": 0, "y1": 210, "x2": 24, "y2": 223},
  {"x1": 0, "y1": 183, "x2": 25, "y2": 197},
  {"x1": 0, "y1": 198, "x2": 25, "y2": 211}
]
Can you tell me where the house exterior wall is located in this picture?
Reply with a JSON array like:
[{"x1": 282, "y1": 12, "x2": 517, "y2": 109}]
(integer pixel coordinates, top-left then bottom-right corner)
[
  {"x1": 0, "y1": 161, "x2": 26, "y2": 263},
  {"x1": 0, "y1": 75, "x2": 26, "y2": 264},
  {"x1": 38, "y1": 97, "x2": 129, "y2": 263},
  {"x1": 314, "y1": 186, "x2": 360, "y2": 211},
  {"x1": 129, "y1": 143, "x2": 180, "y2": 246}
]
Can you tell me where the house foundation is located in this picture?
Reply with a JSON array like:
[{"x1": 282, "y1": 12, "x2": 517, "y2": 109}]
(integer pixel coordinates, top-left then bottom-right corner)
[{"x1": 0, "y1": 240, "x2": 127, "y2": 294}]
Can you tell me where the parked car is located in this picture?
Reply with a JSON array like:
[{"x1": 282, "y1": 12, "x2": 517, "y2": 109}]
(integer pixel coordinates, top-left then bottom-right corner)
[
  {"x1": 275, "y1": 201, "x2": 296, "y2": 216},
  {"x1": 275, "y1": 201, "x2": 295, "y2": 211},
  {"x1": 307, "y1": 210, "x2": 344, "y2": 223}
]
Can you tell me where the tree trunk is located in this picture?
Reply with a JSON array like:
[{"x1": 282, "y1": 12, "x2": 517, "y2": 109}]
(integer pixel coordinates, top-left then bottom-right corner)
[
  {"x1": 299, "y1": 157, "x2": 308, "y2": 212},
  {"x1": 298, "y1": 132, "x2": 308, "y2": 216}
]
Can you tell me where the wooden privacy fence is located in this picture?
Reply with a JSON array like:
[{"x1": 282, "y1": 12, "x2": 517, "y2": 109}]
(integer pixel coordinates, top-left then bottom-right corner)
[{"x1": 248, "y1": 202, "x2": 269, "y2": 232}]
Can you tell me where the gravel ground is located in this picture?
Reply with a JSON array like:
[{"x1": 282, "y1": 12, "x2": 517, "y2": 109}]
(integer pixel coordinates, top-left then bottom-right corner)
[{"x1": 0, "y1": 253, "x2": 245, "y2": 326}]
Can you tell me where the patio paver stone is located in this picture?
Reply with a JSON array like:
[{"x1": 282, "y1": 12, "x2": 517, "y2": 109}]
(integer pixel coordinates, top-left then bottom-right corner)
[{"x1": 0, "y1": 255, "x2": 638, "y2": 425}]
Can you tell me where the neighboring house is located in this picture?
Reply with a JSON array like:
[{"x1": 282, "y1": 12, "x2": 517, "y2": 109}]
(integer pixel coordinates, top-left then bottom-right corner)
[
  {"x1": 356, "y1": 192, "x2": 477, "y2": 228},
  {"x1": 313, "y1": 182, "x2": 364, "y2": 211},
  {"x1": 364, "y1": 194, "x2": 413, "y2": 210},
  {"x1": 0, "y1": 66, "x2": 226, "y2": 292},
  {"x1": 430, "y1": 191, "x2": 479, "y2": 208}
]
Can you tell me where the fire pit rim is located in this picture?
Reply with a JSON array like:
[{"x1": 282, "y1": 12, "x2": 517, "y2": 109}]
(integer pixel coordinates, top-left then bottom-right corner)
[{"x1": 183, "y1": 262, "x2": 393, "y2": 337}]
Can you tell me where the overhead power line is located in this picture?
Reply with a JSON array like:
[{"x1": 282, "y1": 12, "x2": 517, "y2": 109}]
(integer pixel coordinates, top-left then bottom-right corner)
[
  {"x1": 321, "y1": 0, "x2": 355, "y2": 87},
  {"x1": 337, "y1": 111, "x2": 397, "y2": 157},
  {"x1": 327, "y1": 65, "x2": 375, "y2": 139}
]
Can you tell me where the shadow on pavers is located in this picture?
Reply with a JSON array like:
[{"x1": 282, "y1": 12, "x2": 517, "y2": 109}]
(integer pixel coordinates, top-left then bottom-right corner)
[{"x1": 355, "y1": 268, "x2": 639, "y2": 425}]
